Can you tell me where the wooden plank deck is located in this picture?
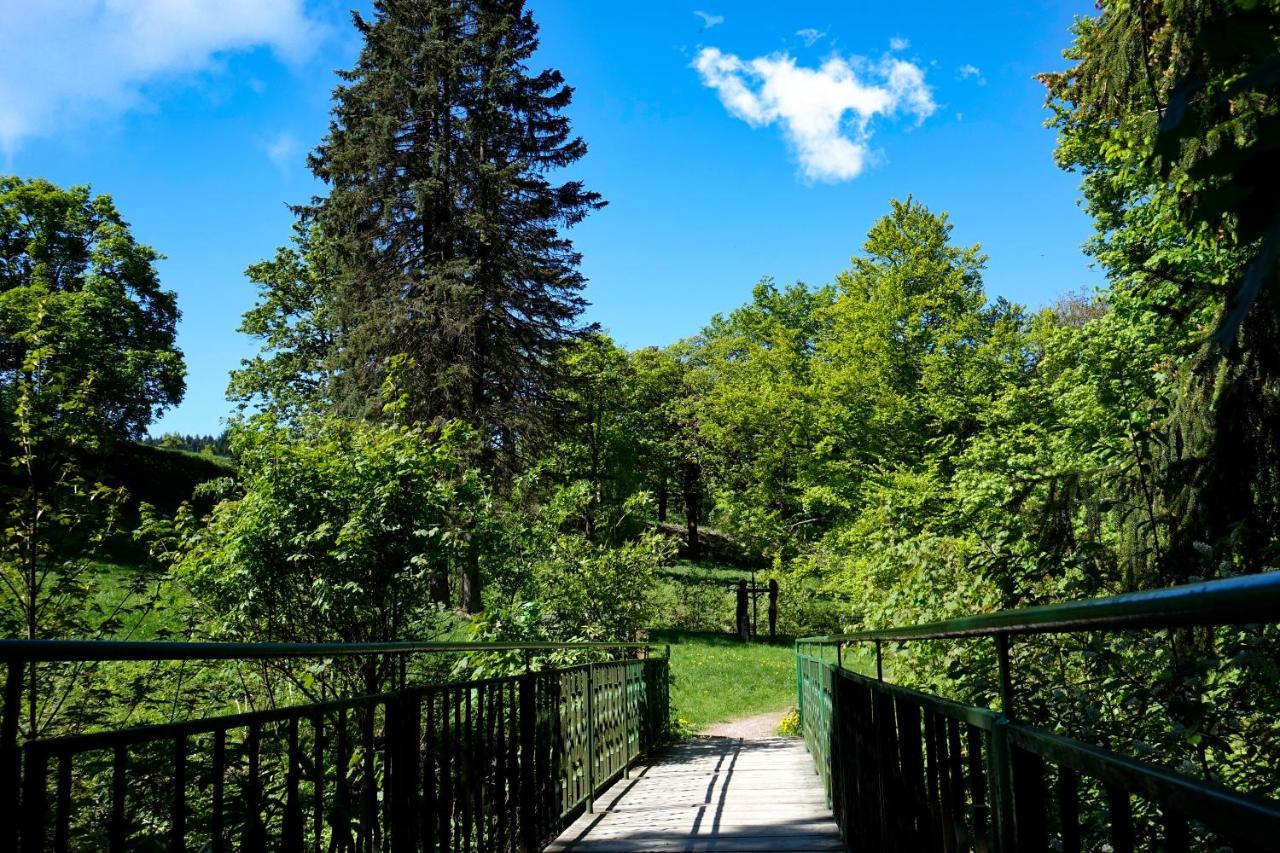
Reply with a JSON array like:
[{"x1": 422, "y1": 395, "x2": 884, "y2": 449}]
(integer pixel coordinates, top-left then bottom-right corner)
[{"x1": 546, "y1": 736, "x2": 847, "y2": 852}]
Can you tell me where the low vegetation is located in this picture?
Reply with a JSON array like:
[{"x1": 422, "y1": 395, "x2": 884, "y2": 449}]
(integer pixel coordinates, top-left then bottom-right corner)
[
  {"x1": 1, "y1": 0, "x2": 1278, "y2": 807},
  {"x1": 657, "y1": 630, "x2": 797, "y2": 732}
]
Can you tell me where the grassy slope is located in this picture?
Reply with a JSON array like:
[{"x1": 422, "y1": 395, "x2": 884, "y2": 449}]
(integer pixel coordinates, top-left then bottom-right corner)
[
  {"x1": 654, "y1": 629, "x2": 798, "y2": 731},
  {"x1": 656, "y1": 559, "x2": 753, "y2": 584}
]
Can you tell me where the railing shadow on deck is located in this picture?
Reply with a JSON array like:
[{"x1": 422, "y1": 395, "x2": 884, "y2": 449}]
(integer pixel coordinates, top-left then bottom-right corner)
[
  {"x1": 0, "y1": 639, "x2": 673, "y2": 852},
  {"x1": 796, "y1": 572, "x2": 1280, "y2": 853},
  {"x1": 549, "y1": 736, "x2": 846, "y2": 852}
]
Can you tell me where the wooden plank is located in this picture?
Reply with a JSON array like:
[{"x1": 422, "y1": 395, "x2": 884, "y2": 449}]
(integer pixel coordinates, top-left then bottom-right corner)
[{"x1": 547, "y1": 737, "x2": 847, "y2": 852}]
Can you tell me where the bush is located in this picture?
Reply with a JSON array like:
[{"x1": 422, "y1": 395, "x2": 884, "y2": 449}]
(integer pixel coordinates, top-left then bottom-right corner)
[{"x1": 176, "y1": 415, "x2": 482, "y2": 666}]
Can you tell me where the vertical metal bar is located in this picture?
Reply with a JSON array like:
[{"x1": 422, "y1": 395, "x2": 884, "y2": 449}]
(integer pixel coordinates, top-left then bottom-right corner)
[
  {"x1": 895, "y1": 698, "x2": 926, "y2": 849},
  {"x1": 967, "y1": 726, "x2": 989, "y2": 853},
  {"x1": 173, "y1": 735, "x2": 187, "y2": 853},
  {"x1": 1010, "y1": 747, "x2": 1047, "y2": 851},
  {"x1": 1, "y1": 661, "x2": 22, "y2": 850},
  {"x1": 1057, "y1": 766, "x2": 1080, "y2": 853},
  {"x1": 312, "y1": 711, "x2": 324, "y2": 853},
  {"x1": 21, "y1": 744, "x2": 47, "y2": 853},
  {"x1": 933, "y1": 713, "x2": 957, "y2": 853},
  {"x1": 946, "y1": 718, "x2": 966, "y2": 850},
  {"x1": 390, "y1": 691, "x2": 420, "y2": 853},
  {"x1": 474, "y1": 685, "x2": 486, "y2": 847},
  {"x1": 1106, "y1": 785, "x2": 1134, "y2": 853},
  {"x1": 453, "y1": 688, "x2": 463, "y2": 852},
  {"x1": 586, "y1": 662, "x2": 595, "y2": 814},
  {"x1": 245, "y1": 723, "x2": 266, "y2": 853},
  {"x1": 360, "y1": 703, "x2": 376, "y2": 853},
  {"x1": 875, "y1": 640, "x2": 884, "y2": 681},
  {"x1": 623, "y1": 663, "x2": 632, "y2": 776},
  {"x1": 795, "y1": 641, "x2": 804, "y2": 728},
  {"x1": 109, "y1": 744, "x2": 127, "y2": 853},
  {"x1": 336, "y1": 709, "x2": 351, "y2": 853},
  {"x1": 462, "y1": 688, "x2": 472, "y2": 852},
  {"x1": 495, "y1": 683, "x2": 506, "y2": 852},
  {"x1": 924, "y1": 711, "x2": 944, "y2": 845},
  {"x1": 836, "y1": 641, "x2": 843, "y2": 670},
  {"x1": 1163, "y1": 807, "x2": 1190, "y2": 853},
  {"x1": 212, "y1": 729, "x2": 226, "y2": 853},
  {"x1": 986, "y1": 719, "x2": 1014, "y2": 853},
  {"x1": 53, "y1": 752, "x2": 71, "y2": 853},
  {"x1": 439, "y1": 690, "x2": 452, "y2": 853},
  {"x1": 285, "y1": 718, "x2": 303, "y2": 853},
  {"x1": 423, "y1": 690, "x2": 438, "y2": 853},
  {"x1": 519, "y1": 669, "x2": 537, "y2": 853},
  {"x1": 995, "y1": 635, "x2": 1014, "y2": 720}
]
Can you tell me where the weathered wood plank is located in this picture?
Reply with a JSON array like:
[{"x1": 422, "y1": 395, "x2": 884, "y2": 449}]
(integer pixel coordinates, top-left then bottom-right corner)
[{"x1": 546, "y1": 736, "x2": 847, "y2": 853}]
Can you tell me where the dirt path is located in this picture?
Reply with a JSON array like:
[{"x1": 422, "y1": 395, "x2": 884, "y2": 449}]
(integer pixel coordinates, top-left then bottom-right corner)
[{"x1": 700, "y1": 708, "x2": 791, "y2": 739}]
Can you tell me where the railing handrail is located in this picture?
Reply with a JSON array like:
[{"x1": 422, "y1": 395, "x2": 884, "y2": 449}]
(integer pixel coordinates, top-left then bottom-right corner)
[
  {"x1": 797, "y1": 571, "x2": 1280, "y2": 644},
  {"x1": 0, "y1": 638, "x2": 659, "y2": 663}
]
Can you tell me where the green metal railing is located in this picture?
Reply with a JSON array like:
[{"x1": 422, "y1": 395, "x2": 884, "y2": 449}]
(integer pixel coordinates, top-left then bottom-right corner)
[
  {"x1": 796, "y1": 572, "x2": 1280, "y2": 852},
  {"x1": 0, "y1": 639, "x2": 672, "y2": 852}
]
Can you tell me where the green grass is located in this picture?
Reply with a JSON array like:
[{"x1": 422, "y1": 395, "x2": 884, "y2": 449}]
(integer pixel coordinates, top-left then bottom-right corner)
[
  {"x1": 88, "y1": 560, "x2": 188, "y2": 639},
  {"x1": 653, "y1": 629, "x2": 799, "y2": 732},
  {"x1": 656, "y1": 559, "x2": 754, "y2": 586}
]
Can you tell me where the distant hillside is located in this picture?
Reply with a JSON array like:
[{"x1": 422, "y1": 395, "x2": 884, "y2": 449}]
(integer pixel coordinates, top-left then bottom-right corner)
[
  {"x1": 143, "y1": 431, "x2": 231, "y2": 457},
  {"x1": 109, "y1": 441, "x2": 236, "y2": 514}
]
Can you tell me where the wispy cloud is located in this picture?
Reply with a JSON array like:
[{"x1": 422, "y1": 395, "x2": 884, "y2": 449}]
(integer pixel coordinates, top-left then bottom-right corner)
[
  {"x1": 958, "y1": 63, "x2": 987, "y2": 85},
  {"x1": 796, "y1": 28, "x2": 827, "y2": 48},
  {"x1": 692, "y1": 48, "x2": 935, "y2": 183},
  {"x1": 693, "y1": 10, "x2": 724, "y2": 30},
  {"x1": 889, "y1": 36, "x2": 910, "y2": 51},
  {"x1": 0, "y1": 0, "x2": 323, "y2": 154},
  {"x1": 264, "y1": 131, "x2": 301, "y2": 173}
]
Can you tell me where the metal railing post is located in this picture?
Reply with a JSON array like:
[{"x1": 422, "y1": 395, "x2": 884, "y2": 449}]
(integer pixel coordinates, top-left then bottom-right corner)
[
  {"x1": 875, "y1": 639, "x2": 883, "y2": 681},
  {"x1": 623, "y1": 662, "x2": 632, "y2": 777},
  {"x1": 586, "y1": 661, "x2": 595, "y2": 814},
  {"x1": 987, "y1": 716, "x2": 1015, "y2": 852},
  {"x1": 519, "y1": 654, "x2": 537, "y2": 853},
  {"x1": 795, "y1": 641, "x2": 806, "y2": 729},
  {"x1": 995, "y1": 634, "x2": 1014, "y2": 719},
  {"x1": 2, "y1": 661, "x2": 22, "y2": 851}
]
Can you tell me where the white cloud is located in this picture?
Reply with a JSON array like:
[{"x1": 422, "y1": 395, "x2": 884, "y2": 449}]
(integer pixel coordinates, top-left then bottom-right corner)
[
  {"x1": 889, "y1": 37, "x2": 910, "y2": 51},
  {"x1": 692, "y1": 48, "x2": 935, "y2": 182},
  {"x1": 796, "y1": 28, "x2": 827, "y2": 48},
  {"x1": 0, "y1": 0, "x2": 322, "y2": 154},
  {"x1": 958, "y1": 63, "x2": 987, "y2": 85},
  {"x1": 693, "y1": 10, "x2": 724, "y2": 30},
  {"x1": 264, "y1": 131, "x2": 301, "y2": 173}
]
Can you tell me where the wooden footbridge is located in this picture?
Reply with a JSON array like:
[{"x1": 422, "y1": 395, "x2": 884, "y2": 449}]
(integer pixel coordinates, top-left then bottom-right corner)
[
  {"x1": 548, "y1": 737, "x2": 842, "y2": 852},
  {"x1": 3, "y1": 573, "x2": 1280, "y2": 851}
]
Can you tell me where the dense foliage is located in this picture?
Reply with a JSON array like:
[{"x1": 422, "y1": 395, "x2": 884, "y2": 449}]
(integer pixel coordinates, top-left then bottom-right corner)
[
  {"x1": 304, "y1": 0, "x2": 603, "y2": 470},
  {"x1": 2, "y1": 0, "x2": 1278, "y2": 808}
]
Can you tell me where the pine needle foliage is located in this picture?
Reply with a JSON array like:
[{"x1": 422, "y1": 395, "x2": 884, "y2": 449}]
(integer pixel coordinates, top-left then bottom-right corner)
[{"x1": 306, "y1": 0, "x2": 604, "y2": 470}]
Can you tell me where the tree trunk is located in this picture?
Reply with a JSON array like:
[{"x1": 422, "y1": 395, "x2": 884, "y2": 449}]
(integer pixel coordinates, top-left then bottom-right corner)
[
  {"x1": 458, "y1": 537, "x2": 483, "y2": 614},
  {"x1": 682, "y1": 459, "x2": 701, "y2": 559},
  {"x1": 656, "y1": 478, "x2": 668, "y2": 523}
]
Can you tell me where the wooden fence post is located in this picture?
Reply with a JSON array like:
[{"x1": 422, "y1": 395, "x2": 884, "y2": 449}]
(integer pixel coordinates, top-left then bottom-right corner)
[
  {"x1": 768, "y1": 580, "x2": 779, "y2": 639},
  {"x1": 736, "y1": 581, "x2": 750, "y2": 641}
]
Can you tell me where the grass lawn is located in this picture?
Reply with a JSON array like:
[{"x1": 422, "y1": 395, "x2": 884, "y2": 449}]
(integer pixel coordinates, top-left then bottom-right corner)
[
  {"x1": 653, "y1": 629, "x2": 799, "y2": 732},
  {"x1": 656, "y1": 559, "x2": 753, "y2": 585}
]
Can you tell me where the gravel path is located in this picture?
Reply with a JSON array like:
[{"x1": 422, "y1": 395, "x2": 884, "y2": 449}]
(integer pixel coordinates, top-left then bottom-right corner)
[{"x1": 700, "y1": 708, "x2": 792, "y2": 739}]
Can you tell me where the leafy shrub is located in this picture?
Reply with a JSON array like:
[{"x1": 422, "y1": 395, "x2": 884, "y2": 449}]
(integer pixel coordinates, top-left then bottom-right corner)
[{"x1": 176, "y1": 415, "x2": 482, "y2": 666}]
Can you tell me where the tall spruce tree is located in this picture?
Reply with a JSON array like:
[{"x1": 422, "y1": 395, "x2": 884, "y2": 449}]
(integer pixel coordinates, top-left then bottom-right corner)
[{"x1": 307, "y1": 0, "x2": 603, "y2": 466}]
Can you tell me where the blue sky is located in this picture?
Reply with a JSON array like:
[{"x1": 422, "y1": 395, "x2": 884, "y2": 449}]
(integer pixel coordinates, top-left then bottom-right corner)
[{"x1": 2, "y1": 0, "x2": 1101, "y2": 435}]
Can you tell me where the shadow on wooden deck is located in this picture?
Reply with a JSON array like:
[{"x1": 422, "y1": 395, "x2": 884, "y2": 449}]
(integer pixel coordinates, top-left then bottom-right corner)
[{"x1": 547, "y1": 736, "x2": 846, "y2": 852}]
